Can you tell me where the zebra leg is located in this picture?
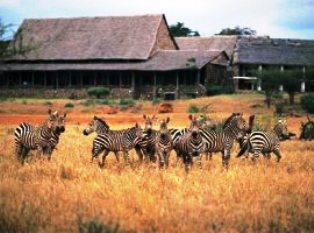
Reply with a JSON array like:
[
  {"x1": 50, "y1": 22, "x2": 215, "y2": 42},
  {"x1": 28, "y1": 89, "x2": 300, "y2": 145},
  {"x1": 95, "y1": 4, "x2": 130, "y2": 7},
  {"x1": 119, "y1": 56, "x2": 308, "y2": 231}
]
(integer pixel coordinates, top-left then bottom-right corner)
[
  {"x1": 158, "y1": 152, "x2": 165, "y2": 168},
  {"x1": 135, "y1": 147, "x2": 144, "y2": 163},
  {"x1": 273, "y1": 149, "x2": 282, "y2": 162},
  {"x1": 122, "y1": 151, "x2": 130, "y2": 165},
  {"x1": 15, "y1": 143, "x2": 24, "y2": 163},
  {"x1": 114, "y1": 152, "x2": 120, "y2": 163},
  {"x1": 197, "y1": 154, "x2": 202, "y2": 169},
  {"x1": 99, "y1": 150, "x2": 109, "y2": 168},
  {"x1": 251, "y1": 151, "x2": 260, "y2": 163},
  {"x1": 184, "y1": 154, "x2": 192, "y2": 172},
  {"x1": 222, "y1": 149, "x2": 230, "y2": 168}
]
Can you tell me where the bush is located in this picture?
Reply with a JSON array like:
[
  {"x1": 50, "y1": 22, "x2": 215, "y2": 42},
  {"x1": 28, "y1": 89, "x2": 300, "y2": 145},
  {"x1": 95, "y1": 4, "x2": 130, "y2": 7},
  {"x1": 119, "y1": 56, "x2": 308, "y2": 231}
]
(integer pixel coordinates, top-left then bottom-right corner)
[
  {"x1": 301, "y1": 93, "x2": 314, "y2": 113},
  {"x1": 119, "y1": 99, "x2": 134, "y2": 106},
  {"x1": 188, "y1": 105, "x2": 200, "y2": 113},
  {"x1": 81, "y1": 99, "x2": 110, "y2": 106},
  {"x1": 64, "y1": 102, "x2": 74, "y2": 108},
  {"x1": 206, "y1": 85, "x2": 233, "y2": 96},
  {"x1": 43, "y1": 101, "x2": 53, "y2": 106},
  {"x1": 78, "y1": 219, "x2": 121, "y2": 233},
  {"x1": 87, "y1": 87, "x2": 110, "y2": 99}
]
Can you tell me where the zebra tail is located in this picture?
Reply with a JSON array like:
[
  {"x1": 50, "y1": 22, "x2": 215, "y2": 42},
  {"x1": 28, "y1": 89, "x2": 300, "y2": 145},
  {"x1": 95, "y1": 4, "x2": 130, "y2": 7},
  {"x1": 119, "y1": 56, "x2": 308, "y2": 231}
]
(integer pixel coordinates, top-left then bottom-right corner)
[{"x1": 236, "y1": 141, "x2": 248, "y2": 158}]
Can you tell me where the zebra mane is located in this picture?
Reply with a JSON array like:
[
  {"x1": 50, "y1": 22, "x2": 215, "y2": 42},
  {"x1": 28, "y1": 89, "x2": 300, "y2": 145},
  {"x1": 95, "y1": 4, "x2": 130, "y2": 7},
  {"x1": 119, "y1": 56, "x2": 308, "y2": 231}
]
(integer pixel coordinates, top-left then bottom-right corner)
[
  {"x1": 223, "y1": 113, "x2": 239, "y2": 129},
  {"x1": 94, "y1": 116, "x2": 110, "y2": 129}
]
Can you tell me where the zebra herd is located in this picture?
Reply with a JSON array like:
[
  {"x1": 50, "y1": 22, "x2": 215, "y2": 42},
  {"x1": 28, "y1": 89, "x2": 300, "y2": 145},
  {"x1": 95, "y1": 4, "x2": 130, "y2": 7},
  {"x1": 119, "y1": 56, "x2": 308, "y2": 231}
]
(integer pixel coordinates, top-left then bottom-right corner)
[{"x1": 14, "y1": 109, "x2": 298, "y2": 171}]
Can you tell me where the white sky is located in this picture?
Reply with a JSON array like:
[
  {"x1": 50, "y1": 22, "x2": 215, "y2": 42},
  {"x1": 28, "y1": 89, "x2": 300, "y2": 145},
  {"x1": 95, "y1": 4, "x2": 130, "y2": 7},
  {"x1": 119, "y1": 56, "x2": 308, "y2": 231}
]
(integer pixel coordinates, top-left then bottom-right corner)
[{"x1": 1, "y1": 0, "x2": 314, "y2": 39}]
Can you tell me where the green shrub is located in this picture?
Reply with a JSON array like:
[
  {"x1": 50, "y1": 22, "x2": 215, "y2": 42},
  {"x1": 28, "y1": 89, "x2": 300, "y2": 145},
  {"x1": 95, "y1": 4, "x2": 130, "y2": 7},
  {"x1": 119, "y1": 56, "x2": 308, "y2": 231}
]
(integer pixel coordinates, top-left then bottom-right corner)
[
  {"x1": 301, "y1": 93, "x2": 314, "y2": 113},
  {"x1": 188, "y1": 105, "x2": 200, "y2": 113},
  {"x1": 64, "y1": 102, "x2": 74, "y2": 108},
  {"x1": 78, "y1": 219, "x2": 121, "y2": 233},
  {"x1": 87, "y1": 87, "x2": 110, "y2": 99},
  {"x1": 43, "y1": 101, "x2": 53, "y2": 106},
  {"x1": 81, "y1": 99, "x2": 110, "y2": 106},
  {"x1": 119, "y1": 98, "x2": 134, "y2": 106},
  {"x1": 272, "y1": 92, "x2": 284, "y2": 100},
  {"x1": 206, "y1": 85, "x2": 233, "y2": 96}
]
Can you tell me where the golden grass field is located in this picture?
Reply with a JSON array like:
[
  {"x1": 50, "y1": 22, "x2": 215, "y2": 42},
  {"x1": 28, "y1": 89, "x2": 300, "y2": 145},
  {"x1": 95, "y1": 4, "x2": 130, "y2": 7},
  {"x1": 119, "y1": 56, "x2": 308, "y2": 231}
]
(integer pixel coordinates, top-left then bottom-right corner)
[{"x1": 0, "y1": 93, "x2": 313, "y2": 233}]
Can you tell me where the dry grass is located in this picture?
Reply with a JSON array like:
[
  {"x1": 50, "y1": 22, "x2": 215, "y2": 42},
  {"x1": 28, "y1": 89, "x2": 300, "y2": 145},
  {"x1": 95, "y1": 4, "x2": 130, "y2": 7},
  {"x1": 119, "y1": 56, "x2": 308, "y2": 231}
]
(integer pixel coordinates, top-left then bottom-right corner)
[{"x1": 0, "y1": 95, "x2": 313, "y2": 233}]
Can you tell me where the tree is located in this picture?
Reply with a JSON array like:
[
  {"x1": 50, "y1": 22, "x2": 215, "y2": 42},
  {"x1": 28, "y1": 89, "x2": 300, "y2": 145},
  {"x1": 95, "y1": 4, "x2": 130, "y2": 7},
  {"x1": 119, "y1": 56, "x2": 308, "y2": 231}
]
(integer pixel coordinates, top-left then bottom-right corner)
[
  {"x1": 216, "y1": 26, "x2": 256, "y2": 36},
  {"x1": 169, "y1": 22, "x2": 200, "y2": 37},
  {"x1": 281, "y1": 70, "x2": 302, "y2": 105},
  {"x1": 255, "y1": 69, "x2": 281, "y2": 108}
]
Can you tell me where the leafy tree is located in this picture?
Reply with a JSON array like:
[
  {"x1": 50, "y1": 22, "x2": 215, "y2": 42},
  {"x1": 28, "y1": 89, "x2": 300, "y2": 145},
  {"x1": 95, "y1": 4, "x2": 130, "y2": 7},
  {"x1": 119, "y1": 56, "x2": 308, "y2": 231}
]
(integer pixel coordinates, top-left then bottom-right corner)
[
  {"x1": 281, "y1": 70, "x2": 302, "y2": 105},
  {"x1": 169, "y1": 22, "x2": 200, "y2": 37},
  {"x1": 255, "y1": 69, "x2": 282, "y2": 108},
  {"x1": 216, "y1": 26, "x2": 256, "y2": 36},
  {"x1": 87, "y1": 87, "x2": 110, "y2": 99}
]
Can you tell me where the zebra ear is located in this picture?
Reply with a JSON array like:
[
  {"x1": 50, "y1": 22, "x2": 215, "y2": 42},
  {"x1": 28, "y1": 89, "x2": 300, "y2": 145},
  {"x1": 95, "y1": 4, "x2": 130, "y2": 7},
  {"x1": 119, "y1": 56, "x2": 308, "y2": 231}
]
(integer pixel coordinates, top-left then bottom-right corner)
[
  {"x1": 143, "y1": 114, "x2": 147, "y2": 120},
  {"x1": 166, "y1": 117, "x2": 170, "y2": 123},
  {"x1": 135, "y1": 122, "x2": 139, "y2": 128},
  {"x1": 48, "y1": 109, "x2": 52, "y2": 115},
  {"x1": 94, "y1": 115, "x2": 98, "y2": 120},
  {"x1": 188, "y1": 114, "x2": 193, "y2": 121},
  {"x1": 63, "y1": 113, "x2": 67, "y2": 118}
]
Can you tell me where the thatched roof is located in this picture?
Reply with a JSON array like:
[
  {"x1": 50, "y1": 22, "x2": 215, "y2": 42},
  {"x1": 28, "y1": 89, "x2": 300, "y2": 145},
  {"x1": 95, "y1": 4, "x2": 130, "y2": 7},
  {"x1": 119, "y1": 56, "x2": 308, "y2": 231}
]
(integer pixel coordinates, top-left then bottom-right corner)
[
  {"x1": 175, "y1": 36, "x2": 238, "y2": 57},
  {"x1": 234, "y1": 36, "x2": 314, "y2": 66},
  {"x1": 2, "y1": 50, "x2": 227, "y2": 71},
  {"x1": 9, "y1": 14, "x2": 175, "y2": 61}
]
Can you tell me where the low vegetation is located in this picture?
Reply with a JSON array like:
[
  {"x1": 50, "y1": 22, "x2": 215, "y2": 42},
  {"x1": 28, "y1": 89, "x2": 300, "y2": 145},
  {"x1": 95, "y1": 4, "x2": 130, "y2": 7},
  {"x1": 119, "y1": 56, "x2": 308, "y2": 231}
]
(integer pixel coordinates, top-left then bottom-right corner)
[{"x1": 0, "y1": 94, "x2": 313, "y2": 232}]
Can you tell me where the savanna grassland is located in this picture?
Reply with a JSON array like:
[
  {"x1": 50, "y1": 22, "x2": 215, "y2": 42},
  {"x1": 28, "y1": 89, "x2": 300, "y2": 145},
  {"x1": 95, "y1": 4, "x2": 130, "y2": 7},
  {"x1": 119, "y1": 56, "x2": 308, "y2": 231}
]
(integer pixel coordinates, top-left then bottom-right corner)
[{"x1": 0, "y1": 93, "x2": 313, "y2": 233}]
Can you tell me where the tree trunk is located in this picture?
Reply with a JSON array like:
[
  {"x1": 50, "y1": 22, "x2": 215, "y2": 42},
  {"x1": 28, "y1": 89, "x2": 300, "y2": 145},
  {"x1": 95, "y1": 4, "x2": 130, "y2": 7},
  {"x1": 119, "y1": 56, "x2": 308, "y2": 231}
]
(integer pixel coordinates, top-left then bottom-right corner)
[
  {"x1": 288, "y1": 92, "x2": 295, "y2": 105},
  {"x1": 265, "y1": 91, "x2": 272, "y2": 108}
]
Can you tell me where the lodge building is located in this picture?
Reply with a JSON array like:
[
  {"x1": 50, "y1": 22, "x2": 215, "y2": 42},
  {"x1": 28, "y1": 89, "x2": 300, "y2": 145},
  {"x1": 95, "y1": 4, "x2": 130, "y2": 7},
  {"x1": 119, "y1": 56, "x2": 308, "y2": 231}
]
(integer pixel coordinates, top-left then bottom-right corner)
[{"x1": 0, "y1": 14, "x2": 314, "y2": 99}]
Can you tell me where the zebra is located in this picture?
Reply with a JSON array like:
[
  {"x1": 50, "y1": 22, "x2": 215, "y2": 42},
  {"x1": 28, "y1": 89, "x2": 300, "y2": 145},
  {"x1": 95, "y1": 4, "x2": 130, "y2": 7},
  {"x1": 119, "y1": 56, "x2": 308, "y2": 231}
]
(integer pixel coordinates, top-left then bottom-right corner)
[
  {"x1": 273, "y1": 119, "x2": 291, "y2": 141},
  {"x1": 201, "y1": 113, "x2": 248, "y2": 167},
  {"x1": 236, "y1": 119, "x2": 288, "y2": 162},
  {"x1": 91, "y1": 123, "x2": 144, "y2": 167},
  {"x1": 83, "y1": 116, "x2": 110, "y2": 136},
  {"x1": 156, "y1": 117, "x2": 173, "y2": 168},
  {"x1": 176, "y1": 115, "x2": 204, "y2": 172},
  {"x1": 135, "y1": 115, "x2": 158, "y2": 163},
  {"x1": 14, "y1": 110, "x2": 60, "y2": 163},
  {"x1": 44, "y1": 112, "x2": 67, "y2": 157}
]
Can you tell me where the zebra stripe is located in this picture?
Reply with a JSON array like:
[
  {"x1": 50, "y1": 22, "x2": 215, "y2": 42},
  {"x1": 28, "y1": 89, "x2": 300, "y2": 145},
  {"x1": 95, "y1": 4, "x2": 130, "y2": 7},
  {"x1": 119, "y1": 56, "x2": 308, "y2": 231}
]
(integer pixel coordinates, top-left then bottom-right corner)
[
  {"x1": 175, "y1": 115, "x2": 204, "y2": 171},
  {"x1": 83, "y1": 116, "x2": 110, "y2": 135},
  {"x1": 91, "y1": 125, "x2": 143, "y2": 167},
  {"x1": 156, "y1": 118, "x2": 173, "y2": 168},
  {"x1": 201, "y1": 113, "x2": 248, "y2": 167},
  {"x1": 14, "y1": 120, "x2": 56, "y2": 163},
  {"x1": 237, "y1": 131, "x2": 281, "y2": 162}
]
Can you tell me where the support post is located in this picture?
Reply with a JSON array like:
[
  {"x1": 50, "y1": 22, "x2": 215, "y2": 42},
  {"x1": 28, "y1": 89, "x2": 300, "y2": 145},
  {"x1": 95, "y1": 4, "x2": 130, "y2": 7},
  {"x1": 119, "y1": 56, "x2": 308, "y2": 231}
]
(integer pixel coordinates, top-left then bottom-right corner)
[
  {"x1": 257, "y1": 65, "x2": 262, "y2": 91},
  {"x1": 301, "y1": 66, "x2": 306, "y2": 92},
  {"x1": 56, "y1": 72, "x2": 59, "y2": 90},
  {"x1": 153, "y1": 72, "x2": 157, "y2": 99},
  {"x1": 31, "y1": 72, "x2": 35, "y2": 87},
  {"x1": 279, "y1": 66, "x2": 284, "y2": 92},
  {"x1": 175, "y1": 71, "x2": 179, "y2": 99},
  {"x1": 44, "y1": 72, "x2": 47, "y2": 88},
  {"x1": 69, "y1": 71, "x2": 72, "y2": 88},
  {"x1": 196, "y1": 70, "x2": 200, "y2": 85},
  {"x1": 80, "y1": 72, "x2": 83, "y2": 87},
  {"x1": 19, "y1": 72, "x2": 22, "y2": 88}
]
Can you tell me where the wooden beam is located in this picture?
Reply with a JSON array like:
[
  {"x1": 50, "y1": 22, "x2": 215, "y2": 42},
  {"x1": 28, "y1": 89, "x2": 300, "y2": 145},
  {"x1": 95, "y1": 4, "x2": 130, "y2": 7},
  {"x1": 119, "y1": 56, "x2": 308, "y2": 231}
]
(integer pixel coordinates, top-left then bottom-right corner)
[
  {"x1": 69, "y1": 71, "x2": 72, "y2": 88},
  {"x1": 56, "y1": 71, "x2": 59, "y2": 90},
  {"x1": 175, "y1": 71, "x2": 179, "y2": 99},
  {"x1": 153, "y1": 72, "x2": 157, "y2": 99}
]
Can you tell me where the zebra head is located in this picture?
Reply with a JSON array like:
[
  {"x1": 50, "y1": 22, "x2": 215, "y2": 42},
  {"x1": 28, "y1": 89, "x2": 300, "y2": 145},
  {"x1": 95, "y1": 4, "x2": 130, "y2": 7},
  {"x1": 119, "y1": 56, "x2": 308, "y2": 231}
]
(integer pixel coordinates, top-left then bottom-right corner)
[
  {"x1": 274, "y1": 119, "x2": 289, "y2": 139},
  {"x1": 83, "y1": 116, "x2": 110, "y2": 136},
  {"x1": 223, "y1": 113, "x2": 248, "y2": 140},
  {"x1": 188, "y1": 115, "x2": 201, "y2": 139},
  {"x1": 46, "y1": 109, "x2": 60, "y2": 131},
  {"x1": 56, "y1": 112, "x2": 67, "y2": 134},
  {"x1": 143, "y1": 114, "x2": 157, "y2": 135},
  {"x1": 159, "y1": 117, "x2": 170, "y2": 140}
]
